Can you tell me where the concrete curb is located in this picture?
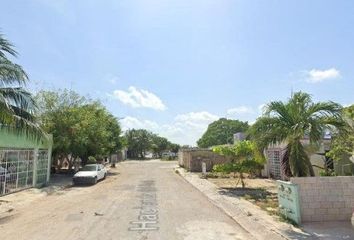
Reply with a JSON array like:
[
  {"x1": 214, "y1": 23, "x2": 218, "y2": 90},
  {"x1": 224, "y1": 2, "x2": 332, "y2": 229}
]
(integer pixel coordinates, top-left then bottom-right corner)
[{"x1": 176, "y1": 167, "x2": 310, "y2": 240}]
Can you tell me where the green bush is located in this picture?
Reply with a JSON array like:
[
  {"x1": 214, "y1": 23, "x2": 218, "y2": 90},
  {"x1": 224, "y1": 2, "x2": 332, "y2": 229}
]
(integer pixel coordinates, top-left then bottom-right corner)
[
  {"x1": 87, "y1": 156, "x2": 97, "y2": 164},
  {"x1": 319, "y1": 169, "x2": 336, "y2": 176}
]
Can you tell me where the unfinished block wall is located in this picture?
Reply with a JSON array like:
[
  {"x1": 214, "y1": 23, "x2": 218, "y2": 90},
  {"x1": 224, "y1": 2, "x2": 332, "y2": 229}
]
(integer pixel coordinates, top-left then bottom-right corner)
[
  {"x1": 178, "y1": 149, "x2": 230, "y2": 172},
  {"x1": 291, "y1": 176, "x2": 354, "y2": 222}
]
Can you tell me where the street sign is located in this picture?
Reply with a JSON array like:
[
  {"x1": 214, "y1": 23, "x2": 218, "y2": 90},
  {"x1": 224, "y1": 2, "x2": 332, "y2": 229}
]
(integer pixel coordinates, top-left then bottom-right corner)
[{"x1": 277, "y1": 180, "x2": 301, "y2": 224}]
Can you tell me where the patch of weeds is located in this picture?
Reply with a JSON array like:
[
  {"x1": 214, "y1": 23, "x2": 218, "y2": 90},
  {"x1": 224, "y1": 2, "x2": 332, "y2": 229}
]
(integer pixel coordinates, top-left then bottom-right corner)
[
  {"x1": 206, "y1": 172, "x2": 231, "y2": 178},
  {"x1": 205, "y1": 172, "x2": 218, "y2": 178},
  {"x1": 279, "y1": 214, "x2": 299, "y2": 227},
  {"x1": 234, "y1": 188, "x2": 279, "y2": 217}
]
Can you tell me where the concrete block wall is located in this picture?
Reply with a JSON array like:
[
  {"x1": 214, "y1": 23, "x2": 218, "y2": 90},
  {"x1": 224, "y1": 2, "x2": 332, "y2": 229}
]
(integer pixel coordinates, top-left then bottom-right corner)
[
  {"x1": 291, "y1": 176, "x2": 354, "y2": 222},
  {"x1": 178, "y1": 149, "x2": 230, "y2": 172}
]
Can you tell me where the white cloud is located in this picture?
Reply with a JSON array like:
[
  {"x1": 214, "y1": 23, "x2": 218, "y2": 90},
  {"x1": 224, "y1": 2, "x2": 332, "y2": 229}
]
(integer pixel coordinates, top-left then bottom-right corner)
[
  {"x1": 305, "y1": 68, "x2": 340, "y2": 83},
  {"x1": 120, "y1": 116, "x2": 159, "y2": 131},
  {"x1": 226, "y1": 106, "x2": 254, "y2": 115},
  {"x1": 112, "y1": 86, "x2": 167, "y2": 111},
  {"x1": 226, "y1": 105, "x2": 266, "y2": 123},
  {"x1": 175, "y1": 111, "x2": 218, "y2": 126},
  {"x1": 120, "y1": 111, "x2": 219, "y2": 146}
]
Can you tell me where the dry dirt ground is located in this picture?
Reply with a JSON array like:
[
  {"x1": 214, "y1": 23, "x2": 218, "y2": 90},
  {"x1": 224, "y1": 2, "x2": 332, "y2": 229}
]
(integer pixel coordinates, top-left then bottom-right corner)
[
  {"x1": 0, "y1": 160, "x2": 254, "y2": 240},
  {"x1": 208, "y1": 177, "x2": 280, "y2": 217},
  {"x1": 208, "y1": 177, "x2": 278, "y2": 192}
]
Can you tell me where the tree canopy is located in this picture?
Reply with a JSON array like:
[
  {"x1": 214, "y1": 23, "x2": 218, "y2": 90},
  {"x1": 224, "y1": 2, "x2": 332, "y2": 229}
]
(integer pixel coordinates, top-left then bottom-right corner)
[
  {"x1": 124, "y1": 129, "x2": 179, "y2": 159},
  {"x1": 36, "y1": 89, "x2": 123, "y2": 166},
  {"x1": 212, "y1": 140, "x2": 264, "y2": 188},
  {"x1": 197, "y1": 118, "x2": 249, "y2": 148},
  {"x1": 249, "y1": 92, "x2": 344, "y2": 177},
  {"x1": 327, "y1": 104, "x2": 354, "y2": 161}
]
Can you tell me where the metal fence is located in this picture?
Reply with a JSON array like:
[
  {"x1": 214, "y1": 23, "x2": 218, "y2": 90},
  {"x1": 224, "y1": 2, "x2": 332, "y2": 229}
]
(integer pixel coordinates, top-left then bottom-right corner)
[
  {"x1": 267, "y1": 149, "x2": 282, "y2": 179},
  {"x1": 0, "y1": 149, "x2": 49, "y2": 196}
]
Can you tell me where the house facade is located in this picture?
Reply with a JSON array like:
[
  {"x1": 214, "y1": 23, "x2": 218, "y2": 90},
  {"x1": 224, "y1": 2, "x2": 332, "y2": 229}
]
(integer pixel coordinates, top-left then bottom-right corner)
[
  {"x1": 263, "y1": 137, "x2": 353, "y2": 180},
  {"x1": 0, "y1": 128, "x2": 53, "y2": 196}
]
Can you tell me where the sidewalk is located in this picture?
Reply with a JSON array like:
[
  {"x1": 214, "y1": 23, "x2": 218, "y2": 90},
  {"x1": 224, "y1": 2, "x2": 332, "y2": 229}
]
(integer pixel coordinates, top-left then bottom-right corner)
[
  {"x1": 176, "y1": 167, "x2": 312, "y2": 240},
  {"x1": 0, "y1": 173, "x2": 73, "y2": 222},
  {"x1": 0, "y1": 164, "x2": 115, "y2": 220}
]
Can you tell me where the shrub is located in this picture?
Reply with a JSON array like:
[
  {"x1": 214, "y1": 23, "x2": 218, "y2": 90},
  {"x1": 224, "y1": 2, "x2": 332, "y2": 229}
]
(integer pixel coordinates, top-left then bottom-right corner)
[{"x1": 87, "y1": 156, "x2": 97, "y2": 164}]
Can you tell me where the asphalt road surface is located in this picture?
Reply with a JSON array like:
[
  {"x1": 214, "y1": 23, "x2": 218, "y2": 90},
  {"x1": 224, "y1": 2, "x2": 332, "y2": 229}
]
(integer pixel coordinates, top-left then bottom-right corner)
[{"x1": 0, "y1": 160, "x2": 254, "y2": 240}]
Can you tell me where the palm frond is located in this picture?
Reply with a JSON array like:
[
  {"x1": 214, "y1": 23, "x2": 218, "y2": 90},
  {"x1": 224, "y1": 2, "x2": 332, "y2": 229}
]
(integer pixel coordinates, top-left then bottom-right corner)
[
  {"x1": 308, "y1": 101, "x2": 342, "y2": 119},
  {"x1": 266, "y1": 101, "x2": 293, "y2": 124},
  {"x1": 0, "y1": 58, "x2": 28, "y2": 86},
  {"x1": 249, "y1": 117, "x2": 288, "y2": 149},
  {"x1": 0, "y1": 87, "x2": 37, "y2": 113},
  {"x1": 0, "y1": 33, "x2": 18, "y2": 58},
  {"x1": 0, "y1": 87, "x2": 43, "y2": 139}
]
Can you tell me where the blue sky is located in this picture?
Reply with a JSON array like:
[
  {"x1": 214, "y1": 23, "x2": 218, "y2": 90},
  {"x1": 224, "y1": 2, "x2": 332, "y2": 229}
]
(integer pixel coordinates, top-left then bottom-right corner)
[{"x1": 1, "y1": 0, "x2": 353, "y2": 145}]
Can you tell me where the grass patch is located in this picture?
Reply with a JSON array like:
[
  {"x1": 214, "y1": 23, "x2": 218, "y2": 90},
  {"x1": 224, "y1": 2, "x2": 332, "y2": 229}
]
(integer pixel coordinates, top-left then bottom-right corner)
[
  {"x1": 242, "y1": 189, "x2": 279, "y2": 216},
  {"x1": 220, "y1": 187, "x2": 279, "y2": 217},
  {"x1": 205, "y1": 172, "x2": 232, "y2": 178}
]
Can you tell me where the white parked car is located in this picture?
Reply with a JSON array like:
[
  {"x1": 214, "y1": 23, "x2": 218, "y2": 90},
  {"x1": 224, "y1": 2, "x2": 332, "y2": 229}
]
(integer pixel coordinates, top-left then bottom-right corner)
[{"x1": 73, "y1": 164, "x2": 107, "y2": 185}]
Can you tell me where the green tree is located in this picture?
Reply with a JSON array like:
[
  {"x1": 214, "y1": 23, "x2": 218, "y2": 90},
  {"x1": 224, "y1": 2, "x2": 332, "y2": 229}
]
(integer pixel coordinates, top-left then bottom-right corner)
[
  {"x1": 197, "y1": 118, "x2": 249, "y2": 148},
  {"x1": 124, "y1": 129, "x2": 179, "y2": 159},
  {"x1": 124, "y1": 129, "x2": 153, "y2": 159},
  {"x1": 250, "y1": 92, "x2": 344, "y2": 177},
  {"x1": 36, "y1": 90, "x2": 122, "y2": 167},
  {"x1": 0, "y1": 32, "x2": 41, "y2": 136},
  {"x1": 168, "y1": 143, "x2": 180, "y2": 154},
  {"x1": 327, "y1": 105, "x2": 354, "y2": 161},
  {"x1": 212, "y1": 140, "x2": 264, "y2": 188},
  {"x1": 151, "y1": 134, "x2": 170, "y2": 158}
]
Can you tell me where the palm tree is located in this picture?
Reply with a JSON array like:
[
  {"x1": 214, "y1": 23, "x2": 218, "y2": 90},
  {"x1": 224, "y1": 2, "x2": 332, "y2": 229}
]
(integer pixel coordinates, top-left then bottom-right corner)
[
  {"x1": 0, "y1": 32, "x2": 40, "y2": 136},
  {"x1": 250, "y1": 92, "x2": 344, "y2": 177}
]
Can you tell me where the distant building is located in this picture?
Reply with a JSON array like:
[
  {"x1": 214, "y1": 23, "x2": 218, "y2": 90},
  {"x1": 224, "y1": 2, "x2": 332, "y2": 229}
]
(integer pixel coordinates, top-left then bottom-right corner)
[
  {"x1": 178, "y1": 148, "x2": 231, "y2": 172},
  {"x1": 233, "y1": 132, "x2": 246, "y2": 143},
  {"x1": 263, "y1": 135, "x2": 353, "y2": 180}
]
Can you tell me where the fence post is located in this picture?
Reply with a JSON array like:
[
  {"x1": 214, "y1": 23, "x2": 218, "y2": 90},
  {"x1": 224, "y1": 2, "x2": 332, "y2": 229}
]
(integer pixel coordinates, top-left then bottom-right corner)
[
  {"x1": 33, "y1": 148, "x2": 38, "y2": 187},
  {"x1": 202, "y1": 162, "x2": 207, "y2": 178},
  {"x1": 46, "y1": 145, "x2": 52, "y2": 183}
]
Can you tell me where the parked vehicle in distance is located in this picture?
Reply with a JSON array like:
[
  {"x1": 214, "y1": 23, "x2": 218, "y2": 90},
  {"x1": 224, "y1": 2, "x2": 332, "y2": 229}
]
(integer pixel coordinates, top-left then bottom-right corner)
[
  {"x1": 161, "y1": 151, "x2": 177, "y2": 160},
  {"x1": 73, "y1": 164, "x2": 107, "y2": 185}
]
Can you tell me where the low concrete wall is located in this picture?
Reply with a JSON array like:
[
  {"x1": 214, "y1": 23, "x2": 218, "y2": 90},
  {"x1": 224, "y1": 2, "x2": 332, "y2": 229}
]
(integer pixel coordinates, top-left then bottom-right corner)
[
  {"x1": 178, "y1": 149, "x2": 230, "y2": 172},
  {"x1": 291, "y1": 176, "x2": 354, "y2": 222}
]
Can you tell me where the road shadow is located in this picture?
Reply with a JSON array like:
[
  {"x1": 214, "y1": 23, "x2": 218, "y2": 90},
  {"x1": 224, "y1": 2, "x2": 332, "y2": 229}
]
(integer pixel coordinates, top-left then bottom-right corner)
[
  {"x1": 36, "y1": 173, "x2": 74, "y2": 194},
  {"x1": 107, "y1": 171, "x2": 120, "y2": 176},
  {"x1": 218, "y1": 187, "x2": 271, "y2": 198}
]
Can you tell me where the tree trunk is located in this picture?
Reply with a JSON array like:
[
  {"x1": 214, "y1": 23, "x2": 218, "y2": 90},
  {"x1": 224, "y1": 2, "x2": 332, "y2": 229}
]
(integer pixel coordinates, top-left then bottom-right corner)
[
  {"x1": 306, "y1": 157, "x2": 315, "y2": 176},
  {"x1": 81, "y1": 155, "x2": 88, "y2": 166},
  {"x1": 281, "y1": 145, "x2": 293, "y2": 178},
  {"x1": 240, "y1": 172, "x2": 245, "y2": 189},
  {"x1": 67, "y1": 155, "x2": 73, "y2": 173}
]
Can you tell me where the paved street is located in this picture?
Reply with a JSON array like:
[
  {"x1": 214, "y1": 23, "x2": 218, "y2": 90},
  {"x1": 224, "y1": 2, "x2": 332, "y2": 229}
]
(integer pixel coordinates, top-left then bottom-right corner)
[{"x1": 0, "y1": 160, "x2": 254, "y2": 240}]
